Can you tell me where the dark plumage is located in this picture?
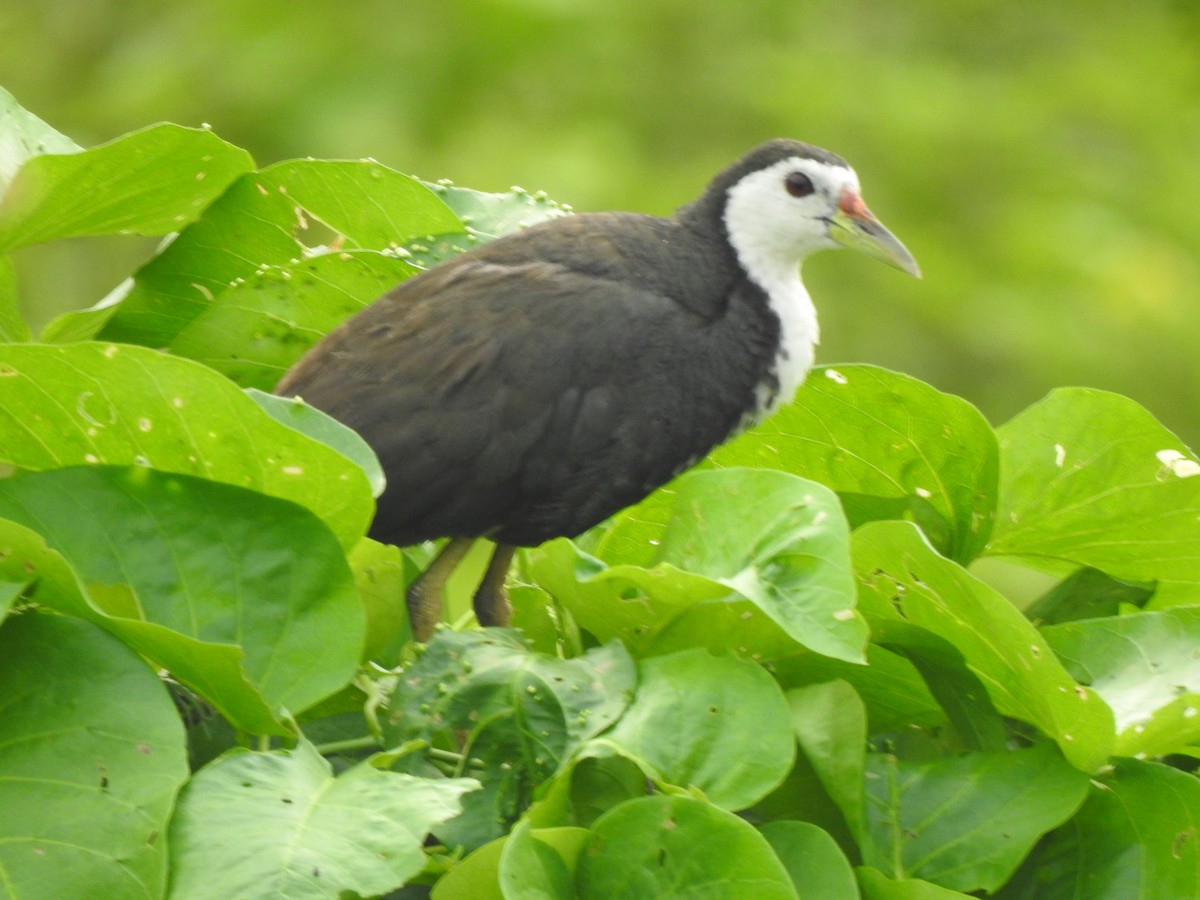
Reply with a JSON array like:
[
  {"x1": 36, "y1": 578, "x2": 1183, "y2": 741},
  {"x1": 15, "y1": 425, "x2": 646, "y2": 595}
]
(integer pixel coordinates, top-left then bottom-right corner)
[{"x1": 277, "y1": 140, "x2": 919, "y2": 639}]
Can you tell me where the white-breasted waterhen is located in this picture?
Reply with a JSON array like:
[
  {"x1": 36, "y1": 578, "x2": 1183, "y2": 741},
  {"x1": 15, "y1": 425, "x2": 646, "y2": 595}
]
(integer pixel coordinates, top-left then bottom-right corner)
[{"x1": 277, "y1": 139, "x2": 920, "y2": 640}]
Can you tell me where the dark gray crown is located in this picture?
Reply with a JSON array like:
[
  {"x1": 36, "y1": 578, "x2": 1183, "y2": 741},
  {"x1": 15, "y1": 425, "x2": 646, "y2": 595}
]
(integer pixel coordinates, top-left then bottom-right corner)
[{"x1": 677, "y1": 139, "x2": 850, "y2": 231}]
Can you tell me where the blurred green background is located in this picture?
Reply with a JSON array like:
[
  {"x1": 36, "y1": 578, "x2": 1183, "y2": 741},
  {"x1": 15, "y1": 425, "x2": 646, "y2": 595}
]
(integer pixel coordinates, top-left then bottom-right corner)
[{"x1": 3, "y1": 0, "x2": 1199, "y2": 445}]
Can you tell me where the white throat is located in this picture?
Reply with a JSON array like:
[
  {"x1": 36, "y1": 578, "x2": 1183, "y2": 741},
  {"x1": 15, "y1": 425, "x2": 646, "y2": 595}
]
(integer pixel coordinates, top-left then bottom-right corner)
[{"x1": 737, "y1": 250, "x2": 818, "y2": 423}]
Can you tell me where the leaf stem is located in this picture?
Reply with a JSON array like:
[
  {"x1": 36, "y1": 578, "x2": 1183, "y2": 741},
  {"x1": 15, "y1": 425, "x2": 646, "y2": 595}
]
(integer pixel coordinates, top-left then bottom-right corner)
[{"x1": 313, "y1": 735, "x2": 381, "y2": 755}]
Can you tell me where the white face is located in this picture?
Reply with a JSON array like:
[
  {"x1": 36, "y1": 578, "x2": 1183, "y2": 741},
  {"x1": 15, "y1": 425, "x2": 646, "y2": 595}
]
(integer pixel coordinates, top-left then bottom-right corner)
[{"x1": 722, "y1": 156, "x2": 860, "y2": 282}]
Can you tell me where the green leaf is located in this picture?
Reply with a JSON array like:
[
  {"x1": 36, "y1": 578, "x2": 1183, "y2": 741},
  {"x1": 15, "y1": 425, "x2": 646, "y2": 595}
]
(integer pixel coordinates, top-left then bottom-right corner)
[
  {"x1": 498, "y1": 818, "x2": 577, "y2": 900},
  {"x1": 575, "y1": 795, "x2": 799, "y2": 899},
  {"x1": 46, "y1": 176, "x2": 296, "y2": 343},
  {"x1": 430, "y1": 826, "x2": 588, "y2": 900},
  {"x1": 750, "y1": 741, "x2": 859, "y2": 853},
  {"x1": 856, "y1": 867, "x2": 974, "y2": 899},
  {"x1": 0, "y1": 514, "x2": 280, "y2": 734},
  {"x1": 989, "y1": 388, "x2": 1200, "y2": 605},
  {"x1": 0, "y1": 255, "x2": 31, "y2": 341},
  {"x1": 1005, "y1": 758, "x2": 1200, "y2": 900},
  {"x1": 246, "y1": 388, "x2": 385, "y2": 497},
  {"x1": 393, "y1": 184, "x2": 569, "y2": 272},
  {"x1": 1043, "y1": 608, "x2": 1200, "y2": 757},
  {"x1": 260, "y1": 158, "x2": 465, "y2": 249},
  {"x1": 854, "y1": 521, "x2": 1115, "y2": 771},
  {"x1": 760, "y1": 821, "x2": 859, "y2": 900},
  {"x1": 0, "y1": 578, "x2": 26, "y2": 628},
  {"x1": 597, "y1": 648, "x2": 795, "y2": 810},
  {"x1": 348, "y1": 538, "x2": 415, "y2": 664},
  {"x1": 0, "y1": 466, "x2": 364, "y2": 733},
  {"x1": 385, "y1": 630, "x2": 635, "y2": 761},
  {"x1": 528, "y1": 468, "x2": 866, "y2": 663},
  {"x1": 168, "y1": 739, "x2": 477, "y2": 900},
  {"x1": 509, "y1": 579, "x2": 580, "y2": 657},
  {"x1": 94, "y1": 159, "x2": 462, "y2": 347},
  {"x1": 711, "y1": 365, "x2": 998, "y2": 561},
  {"x1": 524, "y1": 753, "x2": 648, "y2": 835},
  {"x1": 528, "y1": 535, "x2": 734, "y2": 650},
  {"x1": 787, "y1": 680, "x2": 869, "y2": 847},
  {"x1": 863, "y1": 743, "x2": 1089, "y2": 893},
  {"x1": 0, "y1": 516, "x2": 92, "y2": 613},
  {"x1": 772, "y1": 645, "x2": 947, "y2": 735},
  {"x1": 430, "y1": 183, "x2": 570, "y2": 240},
  {"x1": 168, "y1": 250, "x2": 417, "y2": 390},
  {"x1": 0, "y1": 342, "x2": 373, "y2": 549},
  {"x1": 1024, "y1": 567, "x2": 1154, "y2": 626},
  {"x1": 0, "y1": 84, "x2": 82, "y2": 192},
  {"x1": 0, "y1": 123, "x2": 253, "y2": 251},
  {"x1": 0, "y1": 612, "x2": 187, "y2": 899},
  {"x1": 655, "y1": 469, "x2": 864, "y2": 661},
  {"x1": 383, "y1": 631, "x2": 636, "y2": 850},
  {"x1": 904, "y1": 651, "x2": 1009, "y2": 754},
  {"x1": 431, "y1": 840, "x2": 508, "y2": 900}
]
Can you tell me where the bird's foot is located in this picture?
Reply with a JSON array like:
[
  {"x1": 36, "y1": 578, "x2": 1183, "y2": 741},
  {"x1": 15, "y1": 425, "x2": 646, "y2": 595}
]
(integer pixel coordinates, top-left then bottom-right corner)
[
  {"x1": 473, "y1": 543, "x2": 516, "y2": 628},
  {"x1": 405, "y1": 537, "x2": 475, "y2": 642}
]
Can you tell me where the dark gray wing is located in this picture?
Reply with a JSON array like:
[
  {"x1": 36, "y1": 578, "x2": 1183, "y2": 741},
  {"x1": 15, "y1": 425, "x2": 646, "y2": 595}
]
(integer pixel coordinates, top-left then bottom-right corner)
[{"x1": 278, "y1": 217, "x2": 769, "y2": 546}]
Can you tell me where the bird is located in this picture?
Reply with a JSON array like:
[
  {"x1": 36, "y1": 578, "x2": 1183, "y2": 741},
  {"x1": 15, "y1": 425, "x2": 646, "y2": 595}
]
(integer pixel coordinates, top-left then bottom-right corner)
[{"x1": 276, "y1": 139, "x2": 920, "y2": 641}]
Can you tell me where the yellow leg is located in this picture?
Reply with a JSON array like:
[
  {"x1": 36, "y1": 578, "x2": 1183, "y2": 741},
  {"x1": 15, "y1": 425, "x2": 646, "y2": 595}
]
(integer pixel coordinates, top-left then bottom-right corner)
[
  {"x1": 474, "y1": 543, "x2": 516, "y2": 628},
  {"x1": 406, "y1": 537, "x2": 474, "y2": 642}
]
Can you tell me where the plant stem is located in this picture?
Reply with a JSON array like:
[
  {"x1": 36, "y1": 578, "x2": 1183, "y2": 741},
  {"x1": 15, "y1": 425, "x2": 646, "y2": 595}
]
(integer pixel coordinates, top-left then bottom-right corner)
[{"x1": 314, "y1": 735, "x2": 382, "y2": 755}]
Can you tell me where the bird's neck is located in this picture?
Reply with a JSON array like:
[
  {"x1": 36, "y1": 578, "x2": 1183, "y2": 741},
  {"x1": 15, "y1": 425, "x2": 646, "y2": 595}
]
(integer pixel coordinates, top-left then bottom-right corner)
[
  {"x1": 750, "y1": 271, "x2": 819, "y2": 424},
  {"x1": 675, "y1": 199, "x2": 820, "y2": 424},
  {"x1": 727, "y1": 240, "x2": 820, "y2": 425}
]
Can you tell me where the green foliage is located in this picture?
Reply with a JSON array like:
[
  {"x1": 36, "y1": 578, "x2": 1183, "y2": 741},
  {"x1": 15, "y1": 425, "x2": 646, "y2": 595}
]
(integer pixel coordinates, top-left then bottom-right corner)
[
  {"x1": 0, "y1": 466, "x2": 364, "y2": 734},
  {"x1": 168, "y1": 739, "x2": 476, "y2": 900},
  {"x1": 991, "y1": 388, "x2": 1200, "y2": 605},
  {"x1": 0, "y1": 341, "x2": 374, "y2": 547},
  {"x1": 0, "y1": 92, "x2": 1198, "y2": 900},
  {"x1": 528, "y1": 468, "x2": 865, "y2": 662},
  {"x1": 762, "y1": 820, "x2": 859, "y2": 899},
  {"x1": 710, "y1": 365, "x2": 999, "y2": 562},
  {"x1": 577, "y1": 795, "x2": 800, "y2": 899},
  {"x1": 594, "y1": 649, "x2": 795, "y2": 810},
  {"x1": 1043, "y1": 608, "x2": 1200, "y2": 758},
  {"x1": 998, "y1": 758, "x2": 1200, "y2": 899},
  {"x1": 862, "y1": 744, "x2": 1089, "y2": 892},
  {"x1": 0, "y1": 85, "x2": 81, "y2": 186},
  {"x1": 0, "y1": 122, "x2": 251, "y2": 252},
  {"x1": 0, "y1": 612, "x2": 187, "y2": 898},
  {"x1": 382, "y1": 631, "x2": 636, "y2": 849}
]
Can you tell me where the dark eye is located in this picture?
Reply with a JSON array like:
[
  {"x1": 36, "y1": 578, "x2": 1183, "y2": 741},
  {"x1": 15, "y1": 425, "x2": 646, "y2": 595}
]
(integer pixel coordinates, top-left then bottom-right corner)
[{"x1": 784, "y1": 171, "x2": 815, "y2": 198}]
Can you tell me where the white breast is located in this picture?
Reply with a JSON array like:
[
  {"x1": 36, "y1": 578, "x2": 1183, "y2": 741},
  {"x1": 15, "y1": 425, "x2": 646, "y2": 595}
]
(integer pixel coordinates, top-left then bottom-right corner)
[{"x1": 741, "y1": 268, "x2": 818, "y2": 428}]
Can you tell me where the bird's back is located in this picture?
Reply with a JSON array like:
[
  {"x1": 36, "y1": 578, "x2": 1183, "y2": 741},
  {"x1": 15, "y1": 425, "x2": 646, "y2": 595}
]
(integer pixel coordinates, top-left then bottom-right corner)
[{"x1": 277, "y1": 211, "x2": 781, "y2": 546}]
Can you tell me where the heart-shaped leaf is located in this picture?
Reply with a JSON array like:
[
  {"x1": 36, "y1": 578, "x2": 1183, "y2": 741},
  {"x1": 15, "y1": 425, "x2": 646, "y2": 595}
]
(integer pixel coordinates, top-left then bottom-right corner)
[
  {"x1": 575, "y1": 795, "x2": 798, "y2": 899},
  {"x1": 989, "y1": 388, "x2": 1200, "y2": 605},
  {"x1": 0, "y1": 342, "x2": 373, "y2": 548},
  {"x1": 0, "y1": 612, "x2": 187, "y2": 899},
  {"x1": 711, "y1": 365, "x2": 998, "y2": 562},
  {"x1": 530, "y1": 468, "x2": 864, "y2": 663},
  {"x1": 169, "y1": 739, "x2": 477, "y2": 900},
  {"x1": 0, "y1": 466, "x2": 364, "y2": 733},
  {"x1": 596, "y1": 648, "x2": 795, "y2": 810}
]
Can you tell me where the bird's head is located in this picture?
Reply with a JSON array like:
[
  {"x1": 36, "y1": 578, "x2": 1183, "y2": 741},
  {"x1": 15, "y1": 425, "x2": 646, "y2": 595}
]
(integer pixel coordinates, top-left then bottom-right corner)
[{"x1": 704, "y1": 139, "x2": 921, "y2": 284}]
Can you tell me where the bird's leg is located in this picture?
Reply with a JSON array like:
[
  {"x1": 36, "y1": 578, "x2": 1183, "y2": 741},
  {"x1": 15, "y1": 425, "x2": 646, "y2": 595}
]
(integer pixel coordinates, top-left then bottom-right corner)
[
  {"x1": 474, "y1": 543, "x2": 516, "y2": 628},
  {"x1": 406, "y1": 537, "x2": 475, "y2": 642}
]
